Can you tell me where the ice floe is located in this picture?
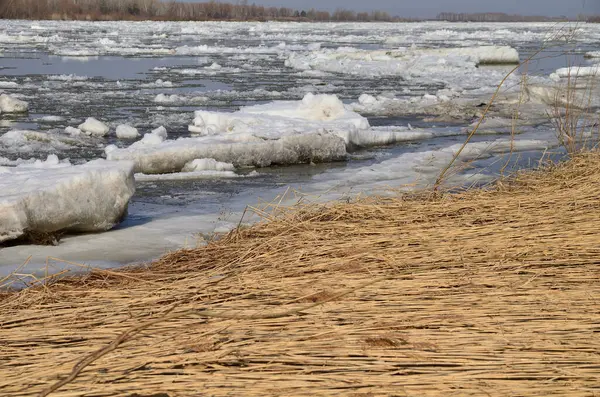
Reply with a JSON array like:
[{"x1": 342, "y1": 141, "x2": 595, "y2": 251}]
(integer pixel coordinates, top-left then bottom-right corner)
[
  {"x1": 116, "y1": 124, "x2": 140, "y2": 139},
  {"x1": 37, "y1": 115, "x2": 64, "y2": 122},
  {"x1": 65, "y1": 126, "x2": 83, "y2": 136},
  {"x1": 105, "y1": 93, "x2": 485, "y2": 174},
  {"x1": 285, "y1": 46, "x2": 519, "y2": 77},
  {"x1": 0, "y1": 130, "x2": 91, "y2": 153},
  {"x1": 182, "y1": 158, "x2": 236, "y2": 172},
  {"x1": 106, "y1": 131, "x2": 347, "y2": 174},
  {"x1": 0, "y1": 81, "x2": 19, "y2": 89},
  {"x1": 310, "y1": 138, "x2": 556, "y2": 192},
  {"x1": 14, "y1": 154, "x2": 71, "y2": 169},
  {"x1": 551, "y1": 64, "x2": 600, "y2": 80},
  {"x1": 78, "y1": 117, "x2": 110, "y2": 137},
  {"x1": 0, "y1": 94, "x2": 28, "y2": 113},
  {"x1": 0, "y1": 159, "x2": 135, "y2": 243}
]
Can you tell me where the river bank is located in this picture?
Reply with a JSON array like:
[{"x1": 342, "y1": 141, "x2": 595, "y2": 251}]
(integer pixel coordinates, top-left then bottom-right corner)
[{"x1": 2, "y1": 150, "x2": 599, "y2": 396}]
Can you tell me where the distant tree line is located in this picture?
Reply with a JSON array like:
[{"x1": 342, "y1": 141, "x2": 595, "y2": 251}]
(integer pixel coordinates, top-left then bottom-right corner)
[
  {"x1": 436, "y1": 12, "x2": 570, "y2": 22},
  {"x1": 0, "y1": 0, "x2": 415, "y2": 22}
]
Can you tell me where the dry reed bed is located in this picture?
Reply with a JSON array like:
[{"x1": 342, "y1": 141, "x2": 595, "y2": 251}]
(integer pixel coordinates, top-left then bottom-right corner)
[{"x1": 1, "y1": 153, "x2": 600, "y2": 396}]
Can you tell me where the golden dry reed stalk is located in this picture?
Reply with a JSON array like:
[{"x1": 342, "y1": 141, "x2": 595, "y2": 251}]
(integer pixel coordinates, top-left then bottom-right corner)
[{"x1": 2, "y1": 151, "x2": 600, "y2": 396}]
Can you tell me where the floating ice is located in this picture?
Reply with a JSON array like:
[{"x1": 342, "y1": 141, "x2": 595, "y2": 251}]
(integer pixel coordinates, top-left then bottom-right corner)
[
  {"x1": 286, "y1": 46, "x2": 519, "y2": 78},
  {"x1": 0, "y1": 94, "x2": 28, "y2": 113},
  {"x1": 310, "y1": 138, "x2": 555, "y2": 192},
  {"x1": 350, "y1": 91, "x2": 472, "y2": 120},
  {"x1": 0, "y1": 81, "x2": 19, "y2": 89},
  {"x1": 0, "y1": 159, "x2": 135, "y2": 243},
  {"x1": 189, "y1": 93, "x2": 370, "y2": 144},
  {"x1": 182, "y1": 158, "x2": 236, "y2": 172},
  {"x1": 106, "y1": 94, "x2": 469, "y2": 174},
  {"x1": 141, "y1": 126, "x2": 168, "y2": 145},
  {"x1": 47, "y1": 74, "x2": 88, "y2": 81},
  {"x1": 37, "y1": 115, "x2": 64, "y2": 122},
  {"x1": 525, "y1": 84, "x2": 600, "y2": 109},
  {"x1": 134, "y1": 170, "x2": 257, "y2": 182},
  {"x1": 551, "y1": 64, "x2": 600, "y2": 80},
  {"x1": 15, "y1": 154, "x2": 71, "y2": 169},
  {"x1": 65, "y1": 126, "x2": 82, "y2": 136},
  {"x1": 141, "y1": 79, "x2": 173, "y2": 88},
  {"x1": 0, "y1": 156, "x2": 36, "y2": 166},
  {"x1": 78, "y1": 117, "x2": 109, "y2": 137},
  {"x1": 116, "y1": 124, "x2": 140, "y2": 139},
  {"x1": 0, "y1": 130, "x2": 90, "y2": 153},
  {"x1": 106, "y1": 131, "x2": 347, "y2": 174},
  {"x1": 584, "y1": 51, "x2": 600, "y2": 59},
  {"x1": 134, "y1": 155, "x2": 242, "y2": 180}
]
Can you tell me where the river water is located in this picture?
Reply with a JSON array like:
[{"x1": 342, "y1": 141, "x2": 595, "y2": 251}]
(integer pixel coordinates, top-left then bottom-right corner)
[{"x1": 1, "y1": 20, "x2": 599, "y2": 276}]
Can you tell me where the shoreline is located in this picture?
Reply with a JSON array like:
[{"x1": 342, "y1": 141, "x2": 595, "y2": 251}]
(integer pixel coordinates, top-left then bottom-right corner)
[{"x1": 2, "y1": 151, "x2": 600, "y2": 395}]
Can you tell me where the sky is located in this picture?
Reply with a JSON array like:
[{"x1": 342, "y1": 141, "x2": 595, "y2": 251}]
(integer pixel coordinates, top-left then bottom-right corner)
[{"x1": 198, "y1": 0, "x2": 599, "y2": 18}]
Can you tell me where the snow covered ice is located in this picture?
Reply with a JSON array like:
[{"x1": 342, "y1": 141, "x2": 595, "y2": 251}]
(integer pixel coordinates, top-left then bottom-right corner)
[
  {"x1": 108, "y1": 94, "x2": 365, "y2": 173},
  {"x1": 0, "y1": 94, "x2": 28, "y2": 113},
  {"x1": 107, "y1": 130, "x2": 348, "y2": 174},
  {"x1": 0, "y1": 159, "x2": 135, "y2": 243},
  {"x1": 284, "y1": 46, "x2": 521, "y2": 91},
  {"x1": 106, "y1": 93, "x2": 465, "y2": 174},
  {"x1": 116, "y1": 124, "x2": 140, "y2": 139},
  {"x1": 0, "y1": 130, "x2": 93, "y2": 154},
  {"x1": 78, "y1": 117, "x2": 110, "y2": 137},
  {"x1": 182, "y1": 158, "x2": 236, "y2": 172},
  {"x1": 551, "y1": 64, "x2": 600, "y2": 80}
]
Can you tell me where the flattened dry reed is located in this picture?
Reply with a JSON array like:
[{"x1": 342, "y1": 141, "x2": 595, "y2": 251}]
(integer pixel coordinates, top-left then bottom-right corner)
[{"x1": 2, "y1": 153, "x2": 600, "y2": 396}]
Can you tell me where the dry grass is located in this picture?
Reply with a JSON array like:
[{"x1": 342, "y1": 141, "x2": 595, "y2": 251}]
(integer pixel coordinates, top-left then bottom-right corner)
[{"x1": 2, "y1": 152, "x2": 600, "y2": 396}]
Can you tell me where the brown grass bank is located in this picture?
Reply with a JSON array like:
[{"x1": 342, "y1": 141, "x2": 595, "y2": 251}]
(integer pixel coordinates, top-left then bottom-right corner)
[{"x1": 1, "y1": 152, "x2": 600, "y2": 396}]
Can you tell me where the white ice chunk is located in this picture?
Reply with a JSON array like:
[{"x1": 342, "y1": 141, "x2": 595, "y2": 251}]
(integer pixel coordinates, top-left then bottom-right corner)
[
  {"x1": 65, "y1": 126, "x2": 82, "y2": 136},
  {"x1": 38, "y1": 115, "x2": 64, "y2": 122},
  {"x1": 0, "y1": 130, "x2": 90, "y2": 153},
  {"x1": 182, "y1": 158, "x2": 236, "y2": 172},
  {"x1": 47, "y1": 74, "x2": 88, "y2": 81},
  {"x1": 15, "y1": 154, "x2": 71, "y2": 169},
  {"x1": 154, "y1": 94, "x2": 181, "y2": 103},
  {"x1": 0, "y1": 94, "x2": 28, "y2": 113},
  {"x1": 551, "y1": 64, "x2": 600, "y2": 80},
  {"x1": 116, "y1": 124, "x2": 140, "y2": 139},
  {"x1": 0, "y1": 159, "x2": 135, "y2": 243},
  {"x1": 0, "y1": 81, "x2": 19, "y2": 89},
  {"x1": 78, "y1": 117, "x2": 109, "y2": 137},
  {"x1": 151, "y1": 126, "x2": 168, "y2": 139},
  {"x1": 190, "y1": 93, "x2": 370, "y2": 141}
]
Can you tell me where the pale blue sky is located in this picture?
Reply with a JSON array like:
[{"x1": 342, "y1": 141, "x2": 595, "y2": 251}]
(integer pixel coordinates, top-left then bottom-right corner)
[{"x1": 194, "y1": 0, "x2": 599, "y2": 18}]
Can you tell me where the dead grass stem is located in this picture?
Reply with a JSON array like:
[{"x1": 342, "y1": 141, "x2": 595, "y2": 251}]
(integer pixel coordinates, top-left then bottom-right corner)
[{"x1": 2, "y1": 151, "x2": 600, "y2": 396}]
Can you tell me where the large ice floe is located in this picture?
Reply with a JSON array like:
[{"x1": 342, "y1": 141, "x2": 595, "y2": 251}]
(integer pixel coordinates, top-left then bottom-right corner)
[
  {"x1": 285, "y1": 46, "x2": 519, "y2": 78},
  {"x1": 0, "y1": 158, "x2": 135, "y2": 243},
  {"x1": 107, "y1": 93, "x2": 427, "y2": 174}
]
